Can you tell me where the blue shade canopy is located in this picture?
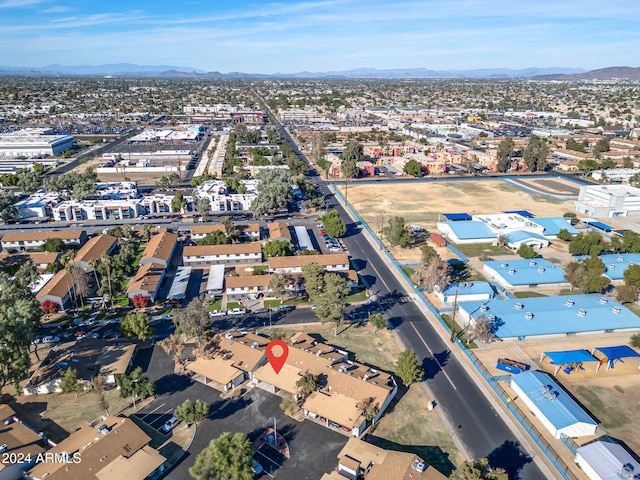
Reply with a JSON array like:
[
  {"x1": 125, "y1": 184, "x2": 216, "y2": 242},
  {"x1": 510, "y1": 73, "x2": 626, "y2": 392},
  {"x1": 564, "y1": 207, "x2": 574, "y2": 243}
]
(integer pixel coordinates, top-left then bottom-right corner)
[
  {"x1": 543, "y1": 350, "x2": 599, "y2": 365},
  {"x1": 595, "y1": 345, "x2": 640, "y2": 365},
  {"x1": 503, "y1": 210, "x2": 534, "y2": 218},
  {"x1": 442, "y1": 213, "x2": 471, "y2": 221}
]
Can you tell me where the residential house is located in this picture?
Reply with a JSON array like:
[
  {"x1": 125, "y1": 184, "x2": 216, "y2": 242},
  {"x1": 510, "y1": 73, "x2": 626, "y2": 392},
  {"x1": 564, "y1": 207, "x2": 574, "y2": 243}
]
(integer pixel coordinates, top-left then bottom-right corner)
[
  {"x1": 268, "y1": 221, "x2": 292, "y2": 242},
  {"x1": 187, "y1": 331, "x2": 268, "y2": 392},
  {"x1": 139, "y1": 230, "x2": 177, "y2": 268},
  {"x1": 0, "y1": 405, "x2": 47, "y2": 480},
  {"x1": 1, "y1": 230, "x2": 87, "y2": 251},
  {"x1": 226, "y1": 275, "x2": 272, "y2": 300},
  {"x1": 125, "y1": 262, "x2": 165, "y2": 302},
  {"x1": 183, "y1": 243, "x2": 263, "y2": 266},
  {"x1": 268, "y1": 253, "x2": 349, "y2": 274},
  {"x1": 35, "y1": 269, "x2": 76, "y2": 309},
  {"x1": 322, "y1": 437, "x2": 446, "y2": 480},
  {"x1": 72, "y1": 234, "x2": 118, "y2": 271},
  {"x1": 25, "y1": 417, "x2": 166, "y2": 480},
  {"x1": 253, "y1": 332, "x2": 397, "y2": 437}
]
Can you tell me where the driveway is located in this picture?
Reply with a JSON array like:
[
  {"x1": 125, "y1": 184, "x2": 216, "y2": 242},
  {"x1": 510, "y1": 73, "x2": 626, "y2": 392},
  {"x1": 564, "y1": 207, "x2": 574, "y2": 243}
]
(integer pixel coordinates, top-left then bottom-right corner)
[{"x1": 134, "y1": 346, "x2": 348, "y2": 480}]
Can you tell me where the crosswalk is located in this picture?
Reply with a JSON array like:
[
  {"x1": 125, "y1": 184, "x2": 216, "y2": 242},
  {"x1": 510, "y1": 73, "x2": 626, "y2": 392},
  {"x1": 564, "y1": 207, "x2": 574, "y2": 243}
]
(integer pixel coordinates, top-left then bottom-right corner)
[{"x1": 379, "y1": 296, "x2": 412, "y2": 305}]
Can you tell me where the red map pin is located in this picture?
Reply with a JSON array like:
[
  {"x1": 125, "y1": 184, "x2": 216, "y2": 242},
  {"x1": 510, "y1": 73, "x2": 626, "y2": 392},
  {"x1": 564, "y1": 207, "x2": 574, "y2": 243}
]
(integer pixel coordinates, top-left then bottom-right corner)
[{"x1": 266, "y1": 340, "x2": 289, "y2": 374}]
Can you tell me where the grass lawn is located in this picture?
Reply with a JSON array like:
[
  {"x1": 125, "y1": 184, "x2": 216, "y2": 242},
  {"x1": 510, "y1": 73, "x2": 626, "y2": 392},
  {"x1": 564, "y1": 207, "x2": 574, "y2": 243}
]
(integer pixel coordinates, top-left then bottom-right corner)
[
  {"x1": 401, "y1": 266, "x2": 415, "y2": 277},
  {"x1": 441, "y1": 314, "x2": 477, "y2": 349},
  {"x1": 371, "y1": 384, "x2": 461, "y2": 476},
  {"x1": 132, "y1": 244, "x2": 146, "y2": 269},
  {"x1": 453, "y1": 243, "x2": 513, "y2": 258},
  {"x1": 345, "y1": 290, "x2": 367, "y2": 302},
  {"x1": 513, "y1": 291, "x2": 548, "y2": 298},
  {"x1": 226, "y1": 301, "x2": 241, "y2": 310},
  {"x1": 205, "y1": 299, "x2": 222, "y2": 312},
  {"x1": 574, "y1": 385, "x2": 631, "y2": 429},
  {"x1": 9, "y1": 389, "x2": 132, "y2": 443}
]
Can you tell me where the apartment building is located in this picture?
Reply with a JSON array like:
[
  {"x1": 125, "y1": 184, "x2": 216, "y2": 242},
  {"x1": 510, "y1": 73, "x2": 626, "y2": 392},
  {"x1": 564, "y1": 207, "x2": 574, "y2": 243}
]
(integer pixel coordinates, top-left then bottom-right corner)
[
  {"x1": 268, "y1": 253, "x2": 350, "y2": 274},
  {"x1": 1, "y1": 229, "x2": 87, "y2": 250},
  {"x1": 183, "y1": 243, "x2": 263, "y2": 266}
]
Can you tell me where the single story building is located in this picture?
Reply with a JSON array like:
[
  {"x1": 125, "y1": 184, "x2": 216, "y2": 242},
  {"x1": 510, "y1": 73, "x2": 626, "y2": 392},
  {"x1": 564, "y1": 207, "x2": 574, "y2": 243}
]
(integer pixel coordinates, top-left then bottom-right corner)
[
  {"x1": 482, "y1": 259, "x2": 568, "y2": 289},
  {"x1": 435, "y1": 281, "x2": 494, "y2": 304},
  {"x1": 575, "y1": 440, "x2": 640, "y2": 480}
]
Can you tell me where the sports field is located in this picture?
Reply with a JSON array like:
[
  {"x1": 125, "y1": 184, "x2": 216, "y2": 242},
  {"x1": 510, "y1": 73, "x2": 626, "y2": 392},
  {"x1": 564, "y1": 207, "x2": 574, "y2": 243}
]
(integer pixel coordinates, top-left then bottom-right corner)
[{"x1": 339, "y1": 179, "x2": 575, "y2": 232}]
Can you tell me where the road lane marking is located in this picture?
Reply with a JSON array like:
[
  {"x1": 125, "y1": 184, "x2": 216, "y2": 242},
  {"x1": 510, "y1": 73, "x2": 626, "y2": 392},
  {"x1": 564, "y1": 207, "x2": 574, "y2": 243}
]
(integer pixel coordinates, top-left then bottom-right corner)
[
  {"x1": 138, "y1": 403, "x2": 164, "y2": 421},
  {"x1": 410, "y1": 323, "x2": 457, "y2": 391}
]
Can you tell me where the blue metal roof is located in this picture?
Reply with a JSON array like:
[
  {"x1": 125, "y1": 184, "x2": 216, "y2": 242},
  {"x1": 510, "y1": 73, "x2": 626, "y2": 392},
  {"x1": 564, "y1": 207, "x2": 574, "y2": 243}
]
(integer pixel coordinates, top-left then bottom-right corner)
[
  {"x1": 585, "y1": 220, "x2": 614, "y2": 232},
  {"x1": 532, "y1": 217, "x2": 579, "y2": 237},
  {"x1": 460, "y1": 294, "x2": 640, "y2": 338},
  {"x1": 442, "y1": 213, "x2": 472, "y2": 221},
  {"x1": 504, "y1": 230, "x2": 549, "y2": 244},
  {"x1": 511, "y1": 370, "x2": 597, "y2": 430},
  {"x1": 595, "y1": 253, "x2": 640, "y2": 281},
  {"x1": 442, "y1": 281, "x2": 494, "y2": 297},
  {"x1": 483, "y1": 259, "x2": 566, "y2": 286},
  {"x1": 504, "y1": 210, "x2": 535, "y2": 218},
  {"x1": 443, "y1": 221, "x2": 495, "y2": 240}
]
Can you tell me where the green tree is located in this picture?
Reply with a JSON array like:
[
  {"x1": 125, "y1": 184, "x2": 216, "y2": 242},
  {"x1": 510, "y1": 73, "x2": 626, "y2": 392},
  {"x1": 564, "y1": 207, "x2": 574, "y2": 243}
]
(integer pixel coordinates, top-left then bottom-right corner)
[
  {"x1": 631, "y1": 334, "x2": 640, "y2": 350},
  {"x1": 340, "y1": 141, "x2": 363, "y2": 178},
  {"x1": 369, "y1": 313, "x2": 387, "y2": 331},
  {"x1": 629, "y1": 173, "x2": 640, "y2": 188},
  {"x1": 420, "y1": 245, "x2": 439, "y2": 267},
  {"x1": 623, "y1": 264, "x2": 640, "y2": 288},
  {"x1": 60, "y1": 368, "x2": 83, "y2": 398},
  {"x1": 563, "y1": 211, "x2": 579, "y2": 225},
  {"x1": 569, "y1": 232, "x2": 607, "y2": 256},
  {"x1": 174, "y1": 399, "x2": 210, "y2": 425},
  {"x1": 189, "y1": 432, "x2": 254, "y2": 480},
  {"x1": 0, "y1": 263, "x2": 40, "y2": 391},
  {"x1": 269, "y1": 273, "x2": 286, "y2": 302},
  {"x1": 557, "y1": 228, "x2": 573, "y2": 241},
  {"x1": 616, "y1": 284, "x2": 638, "y2": 304},
  {"x1": 296, "y1": 373, "x2": 319, "y2": 399},
  {"x1": 173, "y1": 299, "x2": 211, "y2": 347},
  {"x1": 496, "y1": 137, "x2": 514, "y2": 173},
  {"x1": 593, "y1": 138, "x2": 610, "y2": 154},
  {"x1": 42, "y1": 238, "x2": 65, "y2": 252},
  {"x1": 384, "y1": 216, "x2": 412, "y2": 247},
  {"x1": 195, "y1": 197, "x2": 211, "y2": 217},
  {"x1": 517, "y1": 244, "x2": 537, "y2": 259},
  {"x1": 252, "y1": 169, "x2": 293, "y2": 216},
  {"x1": 311, "y1": 272, "x2": 350, "y2": 335},
  {"x1": 119, "y1": 312, "x2": 155, "y2": 341},
  {"x1": 17, "y1": 170, "x2": 42, "y2": 194},
  {"x1": 197, "y1": 231, "x2": 230, "y2": 246},
  {"x1": 403, "y1": 159, "x2": 423, "y2": 176},
  {"x1": 621, "y1": 230, "x2": 640, "y2": 253},
  {"x1": 171, "y1": 190, "x2": 187, "y2": 213},
  {"x1": 523, "y1": 136, "x2": 548, "y2": 172},
  {"x1": 116, "y1": 366, "x2": 154, "y2": 406},
  {"x1": 396, "y1": 349, "x2": 424, "y2": 386},
  {"x1": 0, "y1": 191, "x2": 17, "y2": 221},
  {"x1": 262, "y1": 240, "x2": 292, "y2": 258},
  {"x1": 302, "y1": 262, "x2": 326, "y2": 298},
  {"x1": 451, "y1": 458, "x2": 508, "y2": 480},
  {"x1": 578, "y1": 159, "x2": 599, "y2": 174},
  {"x1": 279, "y1": 395, "x2": 299, "y2": 415},
  {"x1": 321, "y1": 210, "x2": 347, "y2": 238}
]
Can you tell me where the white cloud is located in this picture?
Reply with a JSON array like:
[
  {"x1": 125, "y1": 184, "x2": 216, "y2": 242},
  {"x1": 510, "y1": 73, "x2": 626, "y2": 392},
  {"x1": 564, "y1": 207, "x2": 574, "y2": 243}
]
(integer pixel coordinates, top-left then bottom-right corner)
[{"x1": 0, "y1": 0, "x2": 46, "y2": 8}]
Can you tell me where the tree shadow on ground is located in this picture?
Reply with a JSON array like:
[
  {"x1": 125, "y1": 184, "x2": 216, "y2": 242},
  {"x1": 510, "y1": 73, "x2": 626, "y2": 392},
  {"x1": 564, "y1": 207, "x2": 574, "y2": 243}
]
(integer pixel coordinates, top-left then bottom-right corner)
[
  {"x1": 9, "y1": 399, "x2": 68, "y2": 443},
  {"x1": 487, "y1": 440, "x2": 532, "y2": 480},
  {"x1": 365, "y1": 435, "x2": 456, "y2": 477},
  {"x1": 152, "y1": 373, "x2": 193, "y2": 396},
  {"x1": 422, "y1": 350, "x2": 450, "y2": 381}
]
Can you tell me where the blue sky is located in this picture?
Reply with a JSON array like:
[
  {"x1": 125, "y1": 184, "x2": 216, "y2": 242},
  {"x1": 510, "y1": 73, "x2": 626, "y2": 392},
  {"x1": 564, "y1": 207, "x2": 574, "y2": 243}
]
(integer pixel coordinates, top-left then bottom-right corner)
[{"x1": 1, "y1": 0, "x2": 639, "y2": 73}]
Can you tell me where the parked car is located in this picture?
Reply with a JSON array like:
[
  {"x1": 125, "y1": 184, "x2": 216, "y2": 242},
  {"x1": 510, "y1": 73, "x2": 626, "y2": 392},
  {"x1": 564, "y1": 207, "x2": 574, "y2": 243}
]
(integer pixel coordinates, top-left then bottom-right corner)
[
  {"x1": 161, "y1": 416, "x2": 180, "y2": 433},
  {"x1": 250, "y1": 458, "x2": 263, "y2": 475},
  {"x1": 74, "y1": 331, "x2": 87, "y2": 339},
  {"x1": 103, "y1": 331, "x2": 122, "y2": 340},
  {"x1": 253, "y1": 307, "x2": 269, "y2": 314},
  {"x1": 228, "y1": 308, "x2": 247, "y2": 316},
  {"x1": 274, "y1": 305, "x2": 294, "y2": 313},
  {"x1": 209, "y1": 310, "x2": 226, "y2": 317},
  {"x1": 88, "y1": 332, "x2": 100, "y2": 339},
  {"x1": 160, "y1": 314, "x2": 173, "y2": 321},
  {"x1": 42, "y1": 336, "x2": 60, "y2": 344}
]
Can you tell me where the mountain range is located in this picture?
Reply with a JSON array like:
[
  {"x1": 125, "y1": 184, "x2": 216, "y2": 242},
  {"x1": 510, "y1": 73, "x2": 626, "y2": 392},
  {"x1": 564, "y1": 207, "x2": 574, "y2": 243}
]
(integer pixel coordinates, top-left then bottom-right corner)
[{"x1": 0, "y1": 63, "x2": 639, "y2": 80}]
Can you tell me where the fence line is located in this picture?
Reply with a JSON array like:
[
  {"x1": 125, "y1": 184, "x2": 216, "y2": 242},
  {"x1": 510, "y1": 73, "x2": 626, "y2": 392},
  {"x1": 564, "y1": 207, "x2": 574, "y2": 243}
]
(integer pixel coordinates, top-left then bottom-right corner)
[{"x1": 332, "y1": 185, "x2": 579, "y2": 480}]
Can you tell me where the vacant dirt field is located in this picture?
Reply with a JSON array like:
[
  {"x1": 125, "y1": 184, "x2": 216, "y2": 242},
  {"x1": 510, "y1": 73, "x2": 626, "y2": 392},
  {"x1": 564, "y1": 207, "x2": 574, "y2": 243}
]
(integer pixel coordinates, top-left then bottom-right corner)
[{"x1": 340, "y1": 180, "x2": 575, "y2": 233}]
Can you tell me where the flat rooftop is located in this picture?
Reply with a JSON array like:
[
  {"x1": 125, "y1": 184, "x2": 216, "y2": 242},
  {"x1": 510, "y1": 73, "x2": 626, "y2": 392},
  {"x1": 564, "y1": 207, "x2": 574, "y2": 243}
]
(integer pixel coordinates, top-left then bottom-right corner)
[{"x1": 483, "y1": 259, "x2": 567, "y2": 286}]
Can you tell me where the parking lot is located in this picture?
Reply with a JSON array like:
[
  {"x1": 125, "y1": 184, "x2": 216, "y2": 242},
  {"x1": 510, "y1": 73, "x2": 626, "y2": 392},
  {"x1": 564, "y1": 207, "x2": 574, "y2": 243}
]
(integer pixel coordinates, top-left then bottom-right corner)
[{"x1": 133, "y1": 400, "x2": 178, "y2": 436}]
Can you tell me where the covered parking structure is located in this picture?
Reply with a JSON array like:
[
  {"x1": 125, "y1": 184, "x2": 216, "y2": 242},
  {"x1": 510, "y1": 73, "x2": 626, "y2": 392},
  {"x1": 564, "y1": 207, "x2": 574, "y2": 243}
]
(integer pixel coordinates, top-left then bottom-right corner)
[
  {"x1": 591, "y1": 345, "x2": 640, "y2": 372},
  {"x1": 540, "y1": 350, "x2": 599, "y2": 376}
]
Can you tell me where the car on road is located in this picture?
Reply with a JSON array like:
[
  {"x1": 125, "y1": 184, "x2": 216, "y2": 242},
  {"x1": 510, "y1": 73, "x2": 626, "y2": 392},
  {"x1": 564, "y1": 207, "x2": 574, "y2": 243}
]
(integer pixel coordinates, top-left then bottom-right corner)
[
  {"x1": 41, "y1": 336, "x2": 60, "y2": 344},
  {"x1": 88, "y1": 332, "x2": 100, "y2": 339},
  {"x1": 161, "y1": 416, "x2": 180, "y2": 433},
  {"x1": 253, "y1": 307, "x2": 269, "y2": 314},
  {"x1": 209, "y1": 310, "x2": 226, "y2": 317},
  {"x1": 74, "y1": 331, "x2": 87, "y2": 339},
  {"x1": 228, "y1": 308, "x2": 247, "y2": 316},
  {"x1": 274, "y1": 305, "x2": 294, "y2": 313}
]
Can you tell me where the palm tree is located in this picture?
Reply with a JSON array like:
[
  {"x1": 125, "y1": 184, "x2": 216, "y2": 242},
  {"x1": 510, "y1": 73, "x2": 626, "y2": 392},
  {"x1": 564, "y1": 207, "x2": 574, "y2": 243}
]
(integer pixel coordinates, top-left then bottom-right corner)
[
  {"x1": 88, "y1": 258, "x2": 102, "y2": 293},
  {"x1": 100, "y1": 252, "x2": 114, "y2": 308}
]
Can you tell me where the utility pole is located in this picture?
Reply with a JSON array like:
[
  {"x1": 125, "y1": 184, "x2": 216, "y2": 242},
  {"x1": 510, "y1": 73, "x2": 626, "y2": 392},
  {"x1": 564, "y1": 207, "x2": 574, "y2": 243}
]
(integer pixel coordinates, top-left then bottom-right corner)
[{"x1": 450, "y1": 289, "x2": 458, "y2": 343}]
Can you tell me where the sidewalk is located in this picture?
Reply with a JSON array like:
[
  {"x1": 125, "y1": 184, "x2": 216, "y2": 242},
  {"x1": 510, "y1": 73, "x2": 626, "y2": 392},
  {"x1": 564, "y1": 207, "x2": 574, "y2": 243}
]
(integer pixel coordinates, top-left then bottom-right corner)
[{"x1": 332, "y1": 184, "x2": 560, "y2": 479}]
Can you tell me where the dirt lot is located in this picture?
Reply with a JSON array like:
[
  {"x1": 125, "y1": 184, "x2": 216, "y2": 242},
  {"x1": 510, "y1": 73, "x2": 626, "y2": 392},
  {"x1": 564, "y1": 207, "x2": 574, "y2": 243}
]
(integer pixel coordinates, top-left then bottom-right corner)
[
  {"x1": 340, "y1": 179, "x2": 575, "y2": 233},
  {"x1": 473, "y1": 331, "x2": 640, "y2": 454}
]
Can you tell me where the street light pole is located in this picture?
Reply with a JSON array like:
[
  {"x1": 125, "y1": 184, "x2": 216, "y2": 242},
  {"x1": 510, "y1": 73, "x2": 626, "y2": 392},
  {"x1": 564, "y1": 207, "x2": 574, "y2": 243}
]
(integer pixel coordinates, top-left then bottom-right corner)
[{"x1": 269, "y1": 417, "x2": 277, "y2": 443}]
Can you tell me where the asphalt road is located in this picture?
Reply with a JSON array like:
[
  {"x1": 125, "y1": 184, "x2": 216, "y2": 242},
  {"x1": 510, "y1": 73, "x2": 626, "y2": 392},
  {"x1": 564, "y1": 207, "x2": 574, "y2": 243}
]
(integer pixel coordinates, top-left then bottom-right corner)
[{"x1": 261, "y1": 107, "x2": 546, "y2": 478}]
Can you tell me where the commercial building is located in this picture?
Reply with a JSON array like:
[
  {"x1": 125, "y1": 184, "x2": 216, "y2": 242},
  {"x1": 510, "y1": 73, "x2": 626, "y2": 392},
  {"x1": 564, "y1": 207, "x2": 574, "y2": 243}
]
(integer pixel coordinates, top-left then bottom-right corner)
[
  {"x1": 458, "y1": 294, "x2": 640, "y2": 339},
  {"x1": 574, "y1": 185, "x2": 640, "y2": 217},
  {"x1": 510, "y1": 370, "x2": 598, "y2": 439},
  {"x1": 596, "y1": 253, "x2": 640, "y2": 281},
  {"x1": 482, "y1": 259, "x2": 568, "y2": 288},
  {"x1": 0, "y1": 132, "x2": 74, "y2": 158}
]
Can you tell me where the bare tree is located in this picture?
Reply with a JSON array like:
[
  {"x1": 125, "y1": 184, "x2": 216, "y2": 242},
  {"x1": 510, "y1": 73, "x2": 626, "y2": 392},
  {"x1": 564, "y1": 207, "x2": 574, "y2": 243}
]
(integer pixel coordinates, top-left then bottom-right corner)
[
  {"x1": 467, "y1": 314, "x2": 495, "y2": 345},
  {"x1": 419, "y1": 257, "x2": 451, "y2": 291}
]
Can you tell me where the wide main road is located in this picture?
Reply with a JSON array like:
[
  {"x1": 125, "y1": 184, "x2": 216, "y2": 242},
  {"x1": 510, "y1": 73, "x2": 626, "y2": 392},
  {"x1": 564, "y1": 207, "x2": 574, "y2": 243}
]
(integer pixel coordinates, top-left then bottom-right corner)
[{"x1": 259, "y1": 102, "x2": 548, "y2": 478}]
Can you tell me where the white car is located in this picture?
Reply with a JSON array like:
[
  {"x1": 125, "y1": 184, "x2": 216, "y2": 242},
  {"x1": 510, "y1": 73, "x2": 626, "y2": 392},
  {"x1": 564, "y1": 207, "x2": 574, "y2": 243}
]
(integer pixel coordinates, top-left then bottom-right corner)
[
  {"x1": 161, "y1": 416, "x2": 179, "y2": 433},
  {"x1": 228, "y1": 308, "x2": 246, "y2": 316},
  {"x1": 209, "y1": 310, "x2": 226, "y2": 317},
  {"x1": 41, "y1": 336, "x2": 60, "y2": 344}
]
